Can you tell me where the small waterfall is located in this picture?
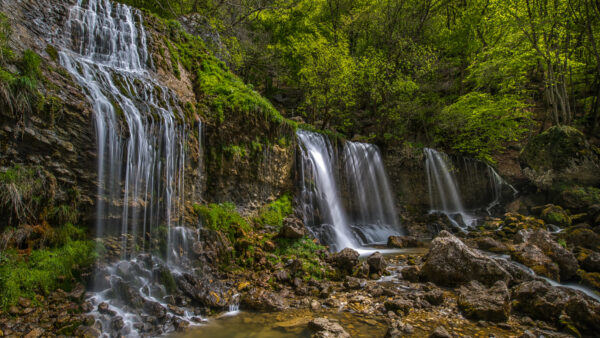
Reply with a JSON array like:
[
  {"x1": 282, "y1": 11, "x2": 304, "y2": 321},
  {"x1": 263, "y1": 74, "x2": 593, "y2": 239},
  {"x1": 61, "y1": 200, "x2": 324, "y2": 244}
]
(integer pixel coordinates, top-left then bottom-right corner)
[
  {"x1": 343, "y1": 141, "x2": 403, "y2": 244},
  {"x1": 424, "y1": 148, "x2": 517, "y2": 229},
  {"x1": 297, "y1": 131, "x2": 403, "y2": 251},
  {"x1": 297, "y1": 130, "x2": 356, "y2": 251}
]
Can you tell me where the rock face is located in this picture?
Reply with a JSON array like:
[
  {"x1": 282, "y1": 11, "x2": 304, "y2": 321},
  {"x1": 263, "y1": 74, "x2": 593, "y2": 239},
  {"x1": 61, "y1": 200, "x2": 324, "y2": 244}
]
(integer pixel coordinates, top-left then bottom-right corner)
[
  {"x1": 512, "y1": 280, "x2": 600, "y2": 336},
  {"x1": 420, "y1": 231, "x2": 512, "y2": 287},
  {"x1": 519, "y1": 125, "x2": 600, "y2": 188},
  {"x1": 457, "y1": 281, "x2": 510, "y2": 322},
  {"x1": 308, "y1": 318, "x2": 350, "y2": 338}
]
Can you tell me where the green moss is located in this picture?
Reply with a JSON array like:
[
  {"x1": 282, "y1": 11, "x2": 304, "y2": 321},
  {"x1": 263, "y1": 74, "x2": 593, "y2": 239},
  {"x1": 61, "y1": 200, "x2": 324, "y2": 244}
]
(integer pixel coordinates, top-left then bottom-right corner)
[
  {"x1": 158, "y1": 267, "x2": 177, "y2": 294},
  {"x1": 520, "y1": 125, "x2": 589, "y2": 172},
  {"x1": 196, "y1": 202, "x2": 250, "y2": 243},
  {"x1": 0, "y1": 165, "x2": 54, "y2": 226},
  {"x1": 0, "y1": 239, "x2": 96, "y2": 309},
  {"x1": 45, "y1": 45, "x2": 58, "y2": 62},
  {"x1": 541, "y1": 205, "x2": 572, "y2": 227},
  {"x1": 253, "y1": 194, "x2": 293, "y2": 230},
  {"x1": 273, "y1": 237, "x2": 330, "y2": 280}
]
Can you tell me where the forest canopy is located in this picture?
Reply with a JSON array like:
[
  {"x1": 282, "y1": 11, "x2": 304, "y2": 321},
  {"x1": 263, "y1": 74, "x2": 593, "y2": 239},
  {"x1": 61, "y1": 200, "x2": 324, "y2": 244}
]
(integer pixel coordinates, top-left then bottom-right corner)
[{"x1": 122, "y1": 0, "x2": 600, "y2": 161}]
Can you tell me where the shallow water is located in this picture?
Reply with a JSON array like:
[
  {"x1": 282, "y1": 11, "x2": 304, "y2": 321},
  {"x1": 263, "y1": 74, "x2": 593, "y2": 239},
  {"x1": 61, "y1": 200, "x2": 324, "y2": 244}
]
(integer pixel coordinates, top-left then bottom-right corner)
[{"x1": 173, "y1": 309, "x2": 387, "y2": 338}]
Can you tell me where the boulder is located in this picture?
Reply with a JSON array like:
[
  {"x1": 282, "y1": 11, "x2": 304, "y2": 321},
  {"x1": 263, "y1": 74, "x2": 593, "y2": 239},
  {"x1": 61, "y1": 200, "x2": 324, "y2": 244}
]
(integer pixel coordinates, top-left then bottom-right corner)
[
  {"x1": 429, "y1": 326, "x2": 452, "y2": 338},
  {"x1": 384, "y1": 298, "x2": 412, "y2": 315},
  {"x1": 519, "y1": 126, "x2": 600, "y2": 188},
  {"x1": 400, "y1": 265, "x2": 420, "y2": 282},
  {"x1": 308, "y1": 318, "x2": 350, "y2": 338},
  {"x1": 420, "y1": 231, "x2": 512, "y2": 287},
  {"x1": 367, "y1": 252, "x2": 387, "y2": 275},
  {"x1": 474, "y1": 237, "x2": 509, "y2": 253},
  {"x1": 525, "y1": 229, "x2": 579, "y2": 281},
  {"x1": 564, "y1": 226, "x2": 600, "y2": 250},
  {"x1": 332, "y1": 248, "x2": 359, "y2": 274},
  {"x1": 424, "y1": 289, "x2": 445, "y2": 306},
  {"x1": 241, "y1": 287, "x2": 288, "y2": 312},
  {"x1": 457, "y1": 280, "x2": 510, "y2": 322},
  {"x1": 582, "y1": 251, "x2": 600, "y2": 272},
  {"x1": 511, "y1": 280, "x2": 600, "y2": 335},
  {"x1": 344, "y1": 276, "x2": 366, "y2": 290},
  {"x1": 510, "y1": 243, "x2": 560, "y2": 280},
  {"x1": 279, "y1": 218, "x2": 305, "y2": 239},
  {"x1": 540, "y1": 204, "x2": 571, "y2": 227},
  {"x1": 387, "y1": 236, "x2": 420, "y2": 248}
]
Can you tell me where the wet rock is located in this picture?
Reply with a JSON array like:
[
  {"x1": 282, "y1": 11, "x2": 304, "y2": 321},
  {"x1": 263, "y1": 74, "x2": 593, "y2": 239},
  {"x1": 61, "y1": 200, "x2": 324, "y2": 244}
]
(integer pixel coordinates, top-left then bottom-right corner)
[
  {"x1": 421, "y1": 231, "x2": 511, "y2": 287},
  {"x1": 110, "y1": 316, "x2": 125, "y2": 331},
  {"x1": 74, "y1": 326, "x2": 101, "y2": 338},
  {"x1": 279, "y1": 218, "x2": 305, "y2": 239},
  {"x1": 113, "y1": 278, "x2": 144, "y2": 308},
  {"x1": 582, "y1": 251, "x2": 600, "y2": 272},
  {"x1": 387, "y1": 235, "x2": 420, "y2": 248},
  {"x1": 367, "y1": 252, "x2": 387, "y2": 275},
  {"x1": 344, "y1": 276, "x2": 366, "y2": 290},
  {"x1": 172, "y1": 317, "x2": 189, "y2": 331},
  {"x1": 424, "y1": 289, "x2": 445, "y2": 306},
  {"x1": 333, "y1": 248, "x2": 359, "y2": 274},
  {"x1": 523, "y1": 229, "x2": 579, "y2": 281},
  {"x1": 385, "y1": 319, "x2": 414, "y2": 337},
  {"x1": 143, "y1": 301, "x2": 167, "y2": 318},
  {"x1": 400, "y1": 265, "x2": 420, "y2": 282},
  {"x1": 429, "y1": 326, "x2": 452, "y2": 338},
  {"x1": 384, "y1": 298, "x2": 412, "y2": 315},
  {"x1": 241, "y1": 287, "x2": 288, "y2": 312},
  {"x1": 511, "y1": 242, "x2": 560, "y2": 280},
  {"x1": 176, "y1": 274, "x2": 232, "y2": 309},
  {"x1": 457, "y1": 280, "x2": 510, "y2": 322},
  {"x1": 511, "y1": 280, "x2": 600, "y2": 335},
  {"x1": 97, "y1": 302, "x2": 116, "y2": 316},
  {"x1": 308, "y1": 318, "x2": 350, "y2": 338}
]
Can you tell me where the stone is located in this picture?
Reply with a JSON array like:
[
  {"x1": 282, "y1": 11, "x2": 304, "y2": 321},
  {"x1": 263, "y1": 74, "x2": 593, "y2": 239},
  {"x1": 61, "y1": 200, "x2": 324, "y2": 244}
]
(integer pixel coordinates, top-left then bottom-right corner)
[
  {"x1": 23, "y1": 328, "x2": 44, "y2": 338},
  {"x1": 367, "y1": 251, "x2": 388, "y2": 275},
  {"x1": 582, "y1": 251, "x2": 600, "y2": 272},
  {"x1": 429, "y1": 326, "x2": 452, "y2": 338},
  {"x1": 420, "y1": 231, "x2": 511, "y2": 287},
  {"x1": 18, "y1": 298, "x2": 31, "y2": 308},
  {"x1": 400, "y1": 265, "x2": 420, "y2": 282},
  {"x1": 511, "y1": 242, "x2": 560, "y2": 280},
  {"x1": 511, "y1": 280, "x2": 600, "y2": 335},
  {"x1": 525, "y1": 229, "x2": 579, "y2": 281},
  {"x1": 344, "y1": 276, "x2": 366, "y2": 289},
  {"x1": 97, "y1": 302, "x2": 116, "y2": 316},
  {"x1": 67, "y1": 283, "x2": 86, "y2": 301},
  {"x1": 333, "y1": 248, "x2": 359, "y2": 273},
  {"x1": 387, "y1": 235, "x2": 420, "y2": 248},
  {"x1": 424, "y1": 289, "x2": 445, "y2": 306},
  {"x1": 111, "y1": 316, "x2": 125, "y2": 331},
  {"x1": 384, "y1": 298, "x2": 412, "y2": 315},
  {"x1": 279, "y1": 223, "x2": 305, "y2": 239},
  {"x1": 474, "y1": 237, "x2": 509, "y2": 253},
  {"x1": 540, "y1": 204, "x2": 572, "y2": 227},
  {"x1": 143, "y1": 301, "x2": 167, "y2": 318},
  {"x1": 457, "y1": 280, "x2": 510, "y2": 322},
  {"x1": 308, "y1": 318, "x2": 350, "y2": 338},
  {"x1": 565, "y1": 226, "x2": 600, "y2": 250},
  {"x1": 74, "y1": 326, "x2": 101, "y2": 338},
  {"x1": 241, "y1": 287, "x2": 289, "y2": 312}
]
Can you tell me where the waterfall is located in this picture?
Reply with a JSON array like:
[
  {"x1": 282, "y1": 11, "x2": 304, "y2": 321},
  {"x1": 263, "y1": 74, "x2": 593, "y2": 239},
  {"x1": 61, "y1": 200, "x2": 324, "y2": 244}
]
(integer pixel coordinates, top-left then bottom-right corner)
[
  {"x1": 297, "y1": 130, "x2": 356, "y2": 251},
  {"x1": 297, "y1": 130, "x2": 403, "y2": 251},
  {"x1": 57, "y1": 0, "x2": 199, "y2": 334},
  {"x1": 424, "y1": 148, "x2": 517, "y2": 229},
  {"x1": 343, "y1": 141, "x2": 403, "y2": 244},
  {"x1": 59, "y1": 0, "x2": 186, "y2": 260}
]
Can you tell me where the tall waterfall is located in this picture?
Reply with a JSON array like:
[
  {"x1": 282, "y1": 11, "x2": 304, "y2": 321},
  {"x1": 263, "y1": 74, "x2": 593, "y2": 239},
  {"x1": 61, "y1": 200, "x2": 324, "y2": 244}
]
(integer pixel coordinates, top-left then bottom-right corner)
[
  {"x1": 343, "y1": 141, "x2": 403, "y2": 244},
  {"x1": 298, "y1": 130, "x2": 403, "y2": 251},
  {"x1": 59, "y1": 0, "x2": 186, "y2": 259},
  {"x1": 57, "y1": 1, "x2": 199, "y2": 335},
  {"x1": 424, "y1": 148, "x2": 516, "y2": 229},
  {"x1": 297, "y1": 130, "x2": 356, "y2": 251}
]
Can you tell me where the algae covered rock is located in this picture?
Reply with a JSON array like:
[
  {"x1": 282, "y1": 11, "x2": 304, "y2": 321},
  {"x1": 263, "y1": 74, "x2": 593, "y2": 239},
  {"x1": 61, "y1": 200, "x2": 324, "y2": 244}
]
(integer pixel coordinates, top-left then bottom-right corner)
[
  {"x1": 519, "y1": 126, "x2": 600, "y2": 188},
  {"x1": 540, "y1": 204, "x2": 571, "y2": 227},
  {"x1": 457, "y1": 280, "x2": 510, "y2": 322}
]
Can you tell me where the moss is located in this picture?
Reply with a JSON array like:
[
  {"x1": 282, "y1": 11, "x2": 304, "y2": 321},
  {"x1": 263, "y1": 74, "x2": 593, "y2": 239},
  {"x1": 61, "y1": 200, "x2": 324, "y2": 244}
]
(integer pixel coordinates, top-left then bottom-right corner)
[
  {"x1": 520, "y1": 125, "x2": 589, "y2": 172},
  {"x1": 45, "y1": 45, "x2": 58, "y2": 62},
  {"x1": 196, "y1": 202, "x2": 250, "y2": 243},
  {"x1": 158, "y1": 268, "x2": 177, "y2": 294},
  {"x1": 0, "y1": 239, "x2": 96, "y2": 309},
  {"x1": 253, "y1": 194, "x2": 293, "y2": 230},
  {"x1": 273, "y1": 237, "x2": 330, "y2": 280},
  {"x1": 541, "y1": 205, "x2": 571, "y2": 227},
  {"x1": 557, "y1": 185, "x2": 600, "y2": 210},
  {"x1": 577, "y1": 269, "x2": 600, "y2": 292}
]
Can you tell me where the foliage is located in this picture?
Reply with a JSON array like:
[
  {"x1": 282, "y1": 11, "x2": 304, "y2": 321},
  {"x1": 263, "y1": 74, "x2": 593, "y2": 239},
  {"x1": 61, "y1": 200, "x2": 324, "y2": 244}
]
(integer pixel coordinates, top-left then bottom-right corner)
[
  {"x1": 0, "y1": 230, "x2": 95, "y2": 309},
  {"x1": 195, "y1": 202, "x2": 250, "y2": 242},
  {"x1": 253, "y1": 194, "x2": 293, "y2": 229},
  {"x1": 0, "y1": 165, "x2": 54, "y2": 226},
  {"x1": 436, "y1": 92, "x2": 532, "y2": 162},
  {"x1": 273, "y1": 236, "x2": 330, "y2": 280}
]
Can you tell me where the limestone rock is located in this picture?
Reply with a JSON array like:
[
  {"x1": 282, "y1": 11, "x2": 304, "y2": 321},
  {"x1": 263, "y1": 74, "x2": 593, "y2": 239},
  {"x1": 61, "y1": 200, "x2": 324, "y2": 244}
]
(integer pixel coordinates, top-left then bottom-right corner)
[
  {"x1": 421, "y1": 231, "x2": 511, "y2": 287},
  {"x1": 457, "y1": 280, "x2": 510, "y2": 322}
]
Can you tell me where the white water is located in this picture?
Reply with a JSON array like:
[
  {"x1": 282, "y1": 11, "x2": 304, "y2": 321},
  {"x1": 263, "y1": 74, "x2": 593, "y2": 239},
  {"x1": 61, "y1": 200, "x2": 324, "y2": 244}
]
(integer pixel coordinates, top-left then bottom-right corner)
[
  {"x1": 297, "y1": 130, "x2": 356, "y2": 251},
  {"x1": 297, "y1": 130, "x2": 403, "y2": 251},
  {"x1": 57, "y1": 0, "x2": 201, "y2": 335}
]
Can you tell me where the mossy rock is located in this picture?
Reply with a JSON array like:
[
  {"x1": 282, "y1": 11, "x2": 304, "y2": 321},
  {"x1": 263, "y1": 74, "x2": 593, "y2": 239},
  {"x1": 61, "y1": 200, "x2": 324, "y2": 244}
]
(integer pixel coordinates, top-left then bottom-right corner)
[
  {"x1": 541, "y1": 204, "x2": 572, "y2": 227},
  {"x1": 577, "y1": 270, "x2": 600, "y2": 292},
  {"x1": 519, "y1": 126, "x2": 600, "y2": 188},
  {"x1": 557, "y1": 186, "x2": 600, "y2": 211},
  {"x1": 563, "y1": 227, "x2": 600, "y2": 251}
]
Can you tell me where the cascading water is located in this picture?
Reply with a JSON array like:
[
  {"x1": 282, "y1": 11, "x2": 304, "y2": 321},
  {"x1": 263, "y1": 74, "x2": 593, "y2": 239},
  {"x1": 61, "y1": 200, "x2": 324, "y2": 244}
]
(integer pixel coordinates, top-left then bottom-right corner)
[
  {"x1": 343, "y1": 141, "x2": 403, "y2": 244},
  {"x1": 424, "y1": 148, "x2": 517, "y2": 229},
  {"x1": 297, "y1": 130, "x2": 356, "y2": 251},
  {"x1": 58, "y1": 0, "x2": 200, "y2": 335},
  {"x1": 297, "y1": 130, "x2": 403, "y2": 251}
]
